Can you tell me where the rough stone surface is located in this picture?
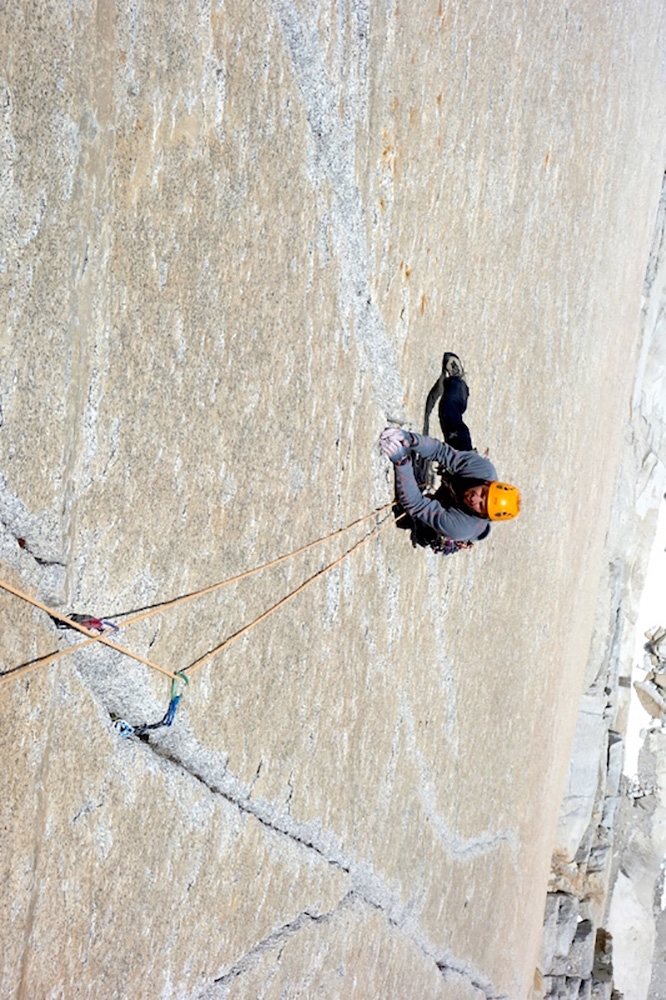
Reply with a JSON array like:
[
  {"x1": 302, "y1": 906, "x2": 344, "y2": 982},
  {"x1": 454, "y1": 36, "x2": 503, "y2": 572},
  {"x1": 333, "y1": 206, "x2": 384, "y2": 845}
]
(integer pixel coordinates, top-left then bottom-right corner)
[
  {"x1": 2, "y1": 3, "x2": 666, "y2": 1000},
  {"x1": 555, "y1": 688, "x2": 609, "y2": 864},
  {"x1": 635, "y1": 678, "x2": 666, "y2": 719},
  {"x1": 539, "y1": 43, "x2": 666, "y2": 992},
  {"x1": 607, "y1": 731, "x2": 666, "y2": 1000}
]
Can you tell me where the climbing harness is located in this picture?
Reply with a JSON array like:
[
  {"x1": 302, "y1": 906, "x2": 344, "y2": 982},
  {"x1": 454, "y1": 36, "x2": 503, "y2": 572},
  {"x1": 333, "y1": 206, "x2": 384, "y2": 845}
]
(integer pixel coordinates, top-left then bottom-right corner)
[{"x1": 398, "y1": 463, "x2": 482, "y2": 557}]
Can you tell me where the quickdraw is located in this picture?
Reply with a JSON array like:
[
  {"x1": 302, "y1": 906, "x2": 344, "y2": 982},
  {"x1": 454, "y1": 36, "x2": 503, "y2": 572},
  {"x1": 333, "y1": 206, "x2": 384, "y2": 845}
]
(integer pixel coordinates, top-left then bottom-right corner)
[{"x1": 113, "y1": 672, "x2": 189, "y2": 740}]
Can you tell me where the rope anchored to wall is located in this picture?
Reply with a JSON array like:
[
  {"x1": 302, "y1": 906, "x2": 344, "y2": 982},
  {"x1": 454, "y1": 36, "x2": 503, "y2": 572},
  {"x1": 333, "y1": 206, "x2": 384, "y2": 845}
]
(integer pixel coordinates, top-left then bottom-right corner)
[{"x1": 0, "y1": 502, "x2": 404, "y2": 732}]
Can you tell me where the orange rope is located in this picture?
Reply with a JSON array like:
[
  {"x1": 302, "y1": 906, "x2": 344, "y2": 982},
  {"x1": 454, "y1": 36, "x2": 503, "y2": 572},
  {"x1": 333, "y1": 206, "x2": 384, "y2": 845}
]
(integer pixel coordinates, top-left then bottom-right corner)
[
  {"x1": 112, "y1": 501, "x2": 394, "y2": 630},
  {"x1": 185, "y1": 513, "x2": 399, "y2": 676},
  {"x1": 0, "y1": 501, "x2": 397, "y2": 686},
  {"x1": 0, "y1": 581, "x2": 179, "y2": 682},
  {"x1": 0, "y1": 628, "x2": 120, "y2": 686}
]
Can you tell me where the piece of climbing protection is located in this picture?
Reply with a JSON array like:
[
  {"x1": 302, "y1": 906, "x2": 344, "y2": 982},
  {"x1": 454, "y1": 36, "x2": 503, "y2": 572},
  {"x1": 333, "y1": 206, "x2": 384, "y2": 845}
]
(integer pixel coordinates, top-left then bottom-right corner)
[
  {"x1": 51, "y1": 612, "x2": 119, "y2": 633},
  {"x1": 113, "y1": 672, "x2": 189, "y2": 740}
]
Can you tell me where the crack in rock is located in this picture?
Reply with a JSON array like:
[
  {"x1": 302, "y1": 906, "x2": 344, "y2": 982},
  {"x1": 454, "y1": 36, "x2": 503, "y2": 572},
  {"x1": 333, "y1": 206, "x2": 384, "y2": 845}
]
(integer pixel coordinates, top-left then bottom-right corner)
[
  {"x1": 198, "y1": 889, "x2": 506, "y2": 1000},
  {"x1": 0, "y1": 476, "x2": 66, "y2": 599},
  {"x1": 141, "y1": 735, "x2": 354, "y2": 877},
  {"x1": 271, "y1": 0, "x2": 405, "y2": 421},
  {"x1": 199, "y1": 891, "x2": 358, "y2": 999},
  {"x1": 68, "y1": 645, "x2": 510, "y2": 999},
  {"x1": 116, "y1": 716, "x2": 507, "y2": 1000}
]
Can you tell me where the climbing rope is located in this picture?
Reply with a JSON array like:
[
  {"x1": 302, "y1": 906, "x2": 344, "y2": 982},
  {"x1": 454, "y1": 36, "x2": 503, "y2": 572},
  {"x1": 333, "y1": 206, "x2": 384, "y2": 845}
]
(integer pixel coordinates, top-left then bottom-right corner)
[
  {"x1": 0, "y1": 582, "x2": 180, "y2": 682},
  {"x1": 0, "y1": 621, "x2": 128, "y2": 686},
  {"x1": 109, "y1": 500, "x2": 395, "y2": 629},
  {"x1": 0, "y1": 502, "x2": 400, "y2": 689},
  {"x1": 185, "y1": 512, "x2": 397, "y2": 676}
]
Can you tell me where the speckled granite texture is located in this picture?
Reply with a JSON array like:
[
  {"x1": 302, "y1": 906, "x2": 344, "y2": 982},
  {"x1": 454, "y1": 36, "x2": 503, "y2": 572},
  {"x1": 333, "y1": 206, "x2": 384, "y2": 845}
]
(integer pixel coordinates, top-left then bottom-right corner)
[{"x1": 1, "y1": 2, "x2": 665, "y2": 998}]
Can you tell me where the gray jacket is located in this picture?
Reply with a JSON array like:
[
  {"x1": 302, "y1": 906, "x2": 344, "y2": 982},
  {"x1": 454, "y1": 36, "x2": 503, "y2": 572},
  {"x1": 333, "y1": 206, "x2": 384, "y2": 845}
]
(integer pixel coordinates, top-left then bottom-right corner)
[{"x1": 393, "y1": 433, "x2": 497, "y2": 542}]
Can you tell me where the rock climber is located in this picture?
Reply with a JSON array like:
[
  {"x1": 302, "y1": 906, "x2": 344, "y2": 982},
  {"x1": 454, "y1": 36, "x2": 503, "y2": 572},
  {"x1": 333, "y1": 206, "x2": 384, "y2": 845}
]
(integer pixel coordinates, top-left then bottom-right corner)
[{"x1": 380, "y1": 352, "x2": 521, "y2": 545}]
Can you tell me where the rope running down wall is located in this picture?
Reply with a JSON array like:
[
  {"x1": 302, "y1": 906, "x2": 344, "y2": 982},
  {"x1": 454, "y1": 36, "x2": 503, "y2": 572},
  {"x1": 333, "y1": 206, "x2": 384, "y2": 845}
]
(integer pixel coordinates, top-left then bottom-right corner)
[{"x1": 0, "y1": 502, "x2": 401, "y2": 688}]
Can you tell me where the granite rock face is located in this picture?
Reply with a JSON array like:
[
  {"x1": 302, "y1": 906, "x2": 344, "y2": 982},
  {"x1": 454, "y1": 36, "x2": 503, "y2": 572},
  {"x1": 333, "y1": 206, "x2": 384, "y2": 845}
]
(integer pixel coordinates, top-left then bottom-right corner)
[
  {"x1": 2, "y1": 3, "x2": 666, "y2": 999},
  {"x1": 537, "y1": 148, "x2": 666, "y2": 998}
]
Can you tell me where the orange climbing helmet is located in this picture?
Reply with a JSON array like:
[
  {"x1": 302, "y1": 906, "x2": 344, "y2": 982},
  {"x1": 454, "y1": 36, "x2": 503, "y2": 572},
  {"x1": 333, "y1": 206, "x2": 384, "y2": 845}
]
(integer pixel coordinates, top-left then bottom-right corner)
[{"x1": 487, "y1": 481, "x2": 521, "y2": 521}]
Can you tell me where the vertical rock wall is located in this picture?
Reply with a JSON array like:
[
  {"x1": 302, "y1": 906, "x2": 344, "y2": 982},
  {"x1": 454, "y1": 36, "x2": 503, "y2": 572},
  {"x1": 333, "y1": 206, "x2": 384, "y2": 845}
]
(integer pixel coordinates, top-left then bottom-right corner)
[
  {"x1": 2, "y1": 3, "x2": 665, "y2": 999},
  {"x1": 537, "y1": 159, "x2": 666, "y2": 1000}
]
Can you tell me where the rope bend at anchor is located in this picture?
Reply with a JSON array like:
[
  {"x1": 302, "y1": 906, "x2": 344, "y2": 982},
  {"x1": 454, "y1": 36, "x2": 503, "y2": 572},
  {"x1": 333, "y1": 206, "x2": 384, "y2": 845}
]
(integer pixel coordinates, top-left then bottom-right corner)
[
  {"x1": 0, "y1": 500, "x2": 404, "y2": 740},
  {"x1": 111, "y1": 512, "x2": 400, "y2": 736}
]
